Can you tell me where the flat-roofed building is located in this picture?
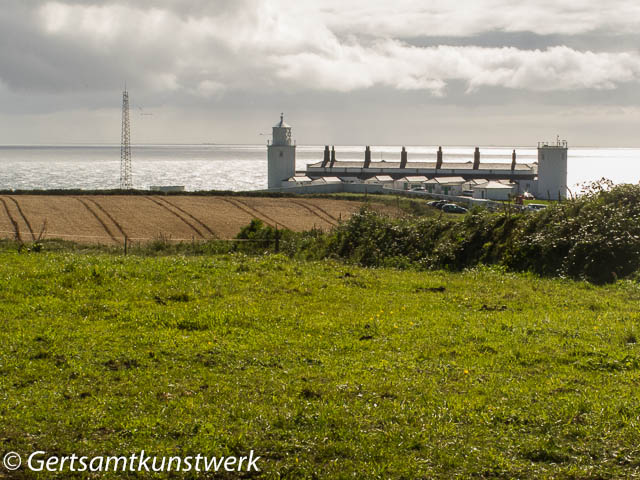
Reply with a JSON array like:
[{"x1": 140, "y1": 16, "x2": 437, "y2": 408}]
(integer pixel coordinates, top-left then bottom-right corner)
[
  {"x1": 365, "y1": 175, "x2": 395, "y2": 185},
  {"x1": 472, "y1": 180, "x2": 516, "y2": 200},
  {"x1": 285, "y1": 175, "x2": 313, "y2": 186},
  {"x1": 395, "y1": 175, "x2": 429, "y2": 190},
  {"x1": 425, "y1": 176, "x2": 466, "y2": 195},
  {"x1": 312, "y1": 176, "x2": 342, "y2": 184}
]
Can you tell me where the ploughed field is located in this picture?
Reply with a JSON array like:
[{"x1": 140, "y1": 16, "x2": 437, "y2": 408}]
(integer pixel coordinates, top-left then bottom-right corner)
[{"x1": 0, "y1": 195, "x2": 387, "y2": 244}]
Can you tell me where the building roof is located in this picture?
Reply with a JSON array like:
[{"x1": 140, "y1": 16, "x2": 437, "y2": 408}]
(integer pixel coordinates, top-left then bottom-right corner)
[
  {"x1": 472, "y1": 181, "x2": 516, "y2": 190},
  {"x1": 312, "y1": 176, "x2": 342, "y2": 184},
  {"x1": 438, "y1": 176, "x2": 466, "y2": 184},
  {"x1": 287, "y1": 175, "x2": 312, "y2": 182},
  {"x1": 274, "y1": 113, "x2": 291, "y2": 128},
  {"x1": 425, "y1": 176, "x2": 466, "y2": 184},
  {"x1": 400, "y1": 176, "x2": 429, "y2": 182},
  {"x1": 307, "y1": 160, "x2": 535, "y2": 171},
  {"x1": 367, "y1": 175, "x2": 394, "y2": 182},
  {"x1": 465, "y1": 178, "x2": 488, "y2": 185}
]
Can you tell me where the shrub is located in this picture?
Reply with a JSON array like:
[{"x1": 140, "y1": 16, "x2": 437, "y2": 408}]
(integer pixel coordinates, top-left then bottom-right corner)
[{"x1": 292, "y1": 182, "x2": 640, "y2": 283}]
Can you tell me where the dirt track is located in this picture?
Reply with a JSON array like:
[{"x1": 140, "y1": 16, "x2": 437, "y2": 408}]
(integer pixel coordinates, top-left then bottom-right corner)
[{"x1": 0, "y1": 195, "x2": 389, "y2": 245}]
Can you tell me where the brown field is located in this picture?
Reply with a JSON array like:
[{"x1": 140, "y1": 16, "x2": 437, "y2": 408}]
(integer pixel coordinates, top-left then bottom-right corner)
[{"x1": 0, "y1": 195, "x2": 396, "y2": 245}]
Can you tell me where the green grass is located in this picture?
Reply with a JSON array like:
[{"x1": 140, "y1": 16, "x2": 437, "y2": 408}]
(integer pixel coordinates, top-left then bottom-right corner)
[{"x1": 2, "y1": 251, "x2": 640, "y2": 478}]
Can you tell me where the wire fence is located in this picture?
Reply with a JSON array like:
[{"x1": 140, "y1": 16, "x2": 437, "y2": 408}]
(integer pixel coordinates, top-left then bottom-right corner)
[
  {"x1": 0, "y1": 229, "x2": 272, "y2": 243},
  {"x1": 0, "y1": 228, "x2": 286, "y2": 256}
]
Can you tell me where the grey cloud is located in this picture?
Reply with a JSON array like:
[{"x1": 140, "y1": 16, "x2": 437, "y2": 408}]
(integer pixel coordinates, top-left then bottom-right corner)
[
  {"x1": 1, "y1": 1, "x2": 639, "y2": 98},
  {"x1": 404, "y1": 31, "x2": 640, "y2": 53},
  {"x1": 0, "y1": 0, "x2": 638, "y2": 145}
]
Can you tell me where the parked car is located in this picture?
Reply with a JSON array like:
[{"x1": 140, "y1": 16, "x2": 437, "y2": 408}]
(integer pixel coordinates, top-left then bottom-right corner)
[
  {"x1": 525, "y1": 203, "x2": 547, "y2": 211},
  {"x1": 442, "y1": 203, "x2": 468, "y2": 214}
]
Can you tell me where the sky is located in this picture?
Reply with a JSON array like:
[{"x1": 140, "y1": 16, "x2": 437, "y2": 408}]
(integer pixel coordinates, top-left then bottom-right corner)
[{"x1": 0, "y1": 0, "x2": 639, "y2": 146}]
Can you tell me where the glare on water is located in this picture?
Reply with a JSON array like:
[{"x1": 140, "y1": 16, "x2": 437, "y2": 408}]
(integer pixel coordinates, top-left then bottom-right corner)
[{"x1": 0, "y1": 144, "x2": 638, "y2": 192}]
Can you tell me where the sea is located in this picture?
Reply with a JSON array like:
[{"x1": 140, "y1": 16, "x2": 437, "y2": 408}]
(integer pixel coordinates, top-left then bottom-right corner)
[{"x1": 0, "y1": 144, "x2": 638, "y2": 193}]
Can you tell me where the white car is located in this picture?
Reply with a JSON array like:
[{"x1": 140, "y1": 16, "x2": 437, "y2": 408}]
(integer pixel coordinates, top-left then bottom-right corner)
[{"x1": 525, "y1": 203, "x2": 547, "y2": 211}]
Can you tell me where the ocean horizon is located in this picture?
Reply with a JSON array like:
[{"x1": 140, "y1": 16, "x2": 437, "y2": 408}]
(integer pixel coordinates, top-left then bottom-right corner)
[{"x1": 0, "y1": 144, "x2": 638, "y2": 193}]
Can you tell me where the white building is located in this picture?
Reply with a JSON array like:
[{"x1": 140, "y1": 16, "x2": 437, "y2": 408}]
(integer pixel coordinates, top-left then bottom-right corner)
[
  {"x1": 339, "y1": 176, "x2": 362, "y2": 184},
  {"x1": 265, "y1": 120, "x2": 568, "y2": 199},
  {"x1": 149, "y1": 185, "x2": 185, "y2": 192},
  {"x1": 425, "y1": 176, "x2": 466, "y2": 195},
  {"x1": 267, "y1": 114, "x2": 296, "y2": 189},
  {"x1": 285, "y1": 175, "x2": 313, "y2": 186},
  {"x1": 394, "y1": 176, "x2": 428, "y2": 190},
  {"x1": 312, "y1": 176, "x2": 342, "y2": 184},
  {"x1": 365, "y1": 175, "x2": 395, "y2": 185},
  {"x1": 463, "y1": 178, "x2": 488, "y2": 189},
  {"x1": 472, "y1": 181, "x2": 516, "y2": 200},
  {"x1": 536, "y1": 139, "x2": 568, "y2": 200}
]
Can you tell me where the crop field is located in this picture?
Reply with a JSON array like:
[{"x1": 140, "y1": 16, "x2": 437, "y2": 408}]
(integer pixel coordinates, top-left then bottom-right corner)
[
  {"x1": 2, "y1": 250, "x2": 640, "y2": 478},
  {"x1": 0, "y1": 195, "x2": 399, "y2": 245}
]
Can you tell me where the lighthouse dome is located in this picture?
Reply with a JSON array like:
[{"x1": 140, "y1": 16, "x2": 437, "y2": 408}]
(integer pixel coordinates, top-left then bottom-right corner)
[
  {"x1": 274, "y1": 113, "x2": 291, "y2": 128},
  {"x1": 272, "y1": 113, "x2": 292, "y2": 146}
]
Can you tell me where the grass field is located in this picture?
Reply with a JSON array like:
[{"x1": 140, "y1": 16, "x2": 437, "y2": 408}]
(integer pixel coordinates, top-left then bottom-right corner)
[{"x1": 2, "y1": 250, "x2": 640, "y2": 478}]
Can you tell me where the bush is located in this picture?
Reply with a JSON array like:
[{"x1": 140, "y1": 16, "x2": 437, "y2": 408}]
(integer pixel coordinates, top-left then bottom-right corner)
[{"x1": 293, "y1": 182, "x2": 640, "y2": 283}]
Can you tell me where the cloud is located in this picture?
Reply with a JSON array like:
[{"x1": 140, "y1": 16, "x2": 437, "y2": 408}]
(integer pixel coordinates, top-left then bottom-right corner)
[
  {"x1": 317, "y1": 0, "x2": 640, "y2": 37},
  {"x1": 0, "y1": 0, "x2": 638, "y2": 102},
  {"x1": 273, "y1": 41, "x2": 640, "y2": 94}
]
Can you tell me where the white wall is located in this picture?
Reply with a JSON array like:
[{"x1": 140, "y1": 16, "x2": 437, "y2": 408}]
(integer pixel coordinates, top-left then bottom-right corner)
[
  {"x1": 436, "y1": 184, "x2": 463, "y2": 196},
  {"x1": 266, "y1": 182, "x2": 385, "y2": 194},
  {"x1": 472, "y1": 188, "x2": 512, "y2": 200},
  {"x1": 267, "y1": 145, "x2": 296, "y2": 189},
  {"x1": 537, "y1": 146, "x2": 567, "y2": 200}
]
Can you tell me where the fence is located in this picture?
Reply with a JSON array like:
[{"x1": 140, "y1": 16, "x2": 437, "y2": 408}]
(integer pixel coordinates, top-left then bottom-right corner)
[{"x1": 0, "y1": 229, "x2": 284, "y2": 254}]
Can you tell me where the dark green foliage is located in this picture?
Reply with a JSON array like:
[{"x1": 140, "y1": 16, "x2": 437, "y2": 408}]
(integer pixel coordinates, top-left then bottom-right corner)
[
  {"x1": 297, "y1": 183, "x2": 640, "y2": 283},
  {"x1": 505, "y1": 182, "x2": 640, "y2": 283},
  {"x1": 234, "y1": 218, "x2": 326, "y2": 257},
  {"x1": 234, "y1": 218, "x2": 282, "y2": 254}
]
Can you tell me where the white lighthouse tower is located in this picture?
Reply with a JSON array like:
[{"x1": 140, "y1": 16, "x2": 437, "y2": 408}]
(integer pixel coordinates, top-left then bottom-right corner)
[
  {"x1": 536, "y1": 137, "x2": 568, "y2": 200},
  {"x1": 267, "y1": 113, "x2": 296, "y2": 189}
]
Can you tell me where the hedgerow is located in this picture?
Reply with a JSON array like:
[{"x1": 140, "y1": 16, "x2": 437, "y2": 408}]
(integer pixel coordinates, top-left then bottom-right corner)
[{"x1": 287, "y1": 182, "x2": 640, "y2": 284}]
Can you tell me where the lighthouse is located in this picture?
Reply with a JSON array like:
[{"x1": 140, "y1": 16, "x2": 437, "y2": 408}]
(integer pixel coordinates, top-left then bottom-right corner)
[
  {"x1": 267, "y1": 113, "x2": 296, "y2": 189},
  {"x1": 536, "y1": 138, "x2": 568, "y2": 200}
]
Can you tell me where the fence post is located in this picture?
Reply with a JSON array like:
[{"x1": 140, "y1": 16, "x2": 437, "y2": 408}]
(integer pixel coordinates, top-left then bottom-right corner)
[
  {"x1": 124, "y1": 235, "x2": 128, "y2": 256},
  {"x1": 275, "y1": 224, "x2": 280, "y2": 253}
]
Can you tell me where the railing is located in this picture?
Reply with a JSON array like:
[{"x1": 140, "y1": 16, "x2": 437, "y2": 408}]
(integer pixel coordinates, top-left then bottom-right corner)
[{"x1": 538, "y1": 140, "x2": 568, "y2": 148}]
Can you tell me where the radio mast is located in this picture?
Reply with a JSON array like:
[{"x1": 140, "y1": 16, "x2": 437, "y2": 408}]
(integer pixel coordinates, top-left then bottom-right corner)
[{"x1": 120, "y1": 86, "x2": 132, "y2": 189}]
